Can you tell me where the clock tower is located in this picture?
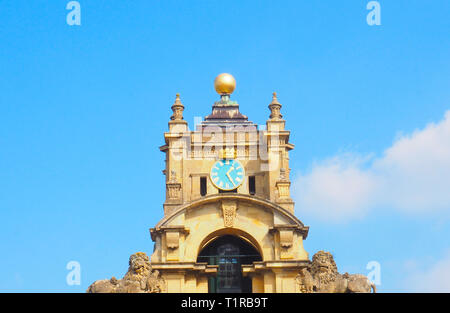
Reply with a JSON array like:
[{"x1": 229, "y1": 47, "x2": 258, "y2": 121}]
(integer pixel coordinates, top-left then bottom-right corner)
[{"x1": 150, "y1": 74, "x2": 310, "y2": 293}]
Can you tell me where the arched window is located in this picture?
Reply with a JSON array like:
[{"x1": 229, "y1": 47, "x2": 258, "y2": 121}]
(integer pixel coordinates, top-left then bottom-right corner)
[{"x1": 197, "y1": 235, "x2": 262, "y2": 293}]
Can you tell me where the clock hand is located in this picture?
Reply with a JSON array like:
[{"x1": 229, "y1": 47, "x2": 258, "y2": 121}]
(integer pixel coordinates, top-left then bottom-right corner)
[{"x1": 226, "y1": 168, "x2": 236, "y2": 186}]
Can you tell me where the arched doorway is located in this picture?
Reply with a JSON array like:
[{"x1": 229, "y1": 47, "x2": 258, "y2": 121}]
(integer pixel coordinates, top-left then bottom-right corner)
[{"x1": 197, "y1": 235, "x2": 262, "y2": 293}]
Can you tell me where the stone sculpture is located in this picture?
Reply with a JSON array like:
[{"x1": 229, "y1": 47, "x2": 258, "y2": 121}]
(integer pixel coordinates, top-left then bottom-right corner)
[
  {"x1": 87, "y1": 252, "x2": 165, "y2": 293},
  {"x1": 295, "y1": 251, "x2": 376, "y2": 293}
]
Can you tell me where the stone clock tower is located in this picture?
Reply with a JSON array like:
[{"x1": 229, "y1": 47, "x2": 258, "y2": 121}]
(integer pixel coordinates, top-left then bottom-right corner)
[
  {"x1": 87, "y1": 74, "x2": 375, "y2": 294},
  {"x1": 149, "y1": 73, "x2": 310, "y2": 293}
]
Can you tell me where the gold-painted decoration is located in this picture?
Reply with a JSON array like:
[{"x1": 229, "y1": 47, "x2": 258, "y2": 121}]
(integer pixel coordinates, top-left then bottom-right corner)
[
  {"x1": 214, "y1": 73, "x2": 236, "y2": 95},
  {"x1": 219, "y1": 147, "x2": 236, "y2": 159}
]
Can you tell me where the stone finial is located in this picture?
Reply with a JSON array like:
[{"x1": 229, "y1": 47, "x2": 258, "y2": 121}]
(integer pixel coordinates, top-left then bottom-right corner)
[
  {"x1": 269, "y1": 92, "x2": 283, "y2": 120},
  {"x1": 271, "y1": 92, "x2": 280, "y2": 105},
  {"x1": 170, "y1": 93, "x2": 184, "y2": 121}
]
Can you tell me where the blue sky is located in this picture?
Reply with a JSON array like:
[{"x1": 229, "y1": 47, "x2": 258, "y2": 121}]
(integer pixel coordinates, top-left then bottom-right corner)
[{"x1": 0, "y1": 0, "x2": 449, "y2": 292}]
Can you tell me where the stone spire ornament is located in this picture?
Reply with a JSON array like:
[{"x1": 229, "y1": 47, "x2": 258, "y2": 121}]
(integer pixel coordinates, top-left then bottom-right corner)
[
  {"x1": 170, "y1": 93, "x2": 184, "y2": 121},
  {"x1": 202, "y1": 73, "x2": 253, "y2": 125},
  {"x1": 268, "y1": 92, "x2": 283, "y2": 120}
]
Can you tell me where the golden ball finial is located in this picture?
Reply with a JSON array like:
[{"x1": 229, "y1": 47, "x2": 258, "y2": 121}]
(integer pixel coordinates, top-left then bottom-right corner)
[{"x1": 214, "y1": 73, "x2": 236, "y2": 95}]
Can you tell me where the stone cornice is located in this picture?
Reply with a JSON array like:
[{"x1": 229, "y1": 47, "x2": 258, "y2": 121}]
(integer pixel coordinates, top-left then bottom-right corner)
[
  {"x1": 149, "y1": 225, "x2": 190, "y2": 241},
  {"x1": 242, "y1": 260, "x2": 311, "y2": 275},
  {"x1": 150, "y1": 262, "x2": 218, "y2": 275}
]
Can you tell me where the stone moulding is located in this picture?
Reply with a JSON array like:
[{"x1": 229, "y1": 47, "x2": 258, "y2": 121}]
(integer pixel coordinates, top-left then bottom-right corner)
[
  {"x1": 269, "y1": 224, "x2": 309, "y2": 243},
  {"x1": 152, "y1": 193, "x2": 309, "y2": 240},
  {"x1": 150, "y1": 261, "x2": 218, "y2": 275},
  {"x1": 242, "y1": 260, "x2": 311, "y2": 274}
]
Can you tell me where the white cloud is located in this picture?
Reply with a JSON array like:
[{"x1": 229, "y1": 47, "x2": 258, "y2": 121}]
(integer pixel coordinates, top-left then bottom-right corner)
[
  {"x1": 293, "y1": 154, "x2": 376, "y2": 222},
  {"x1": 406, "y1": 252, "x2": 450, "y2": 292},
  {"x1": 293, "y1": 110, "x2": 450, "y2": 222}
]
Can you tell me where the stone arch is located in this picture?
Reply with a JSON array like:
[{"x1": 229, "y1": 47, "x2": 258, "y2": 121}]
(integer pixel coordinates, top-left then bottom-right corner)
[
  {"x1": 150, "y1": 194, "x2": 309, "y2": 263},
  {"x1": 197, "y1": 228, "x2": 263, "y2": 260},
  {"x1": 155, "y1": 194, "x2": 309, "y2": 233}
]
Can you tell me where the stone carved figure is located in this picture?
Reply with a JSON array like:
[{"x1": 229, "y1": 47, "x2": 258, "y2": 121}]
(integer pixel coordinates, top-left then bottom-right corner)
[
  {"x1": 87, "y1": 252, "x2": 165, "y2": 293},
  {"x1": 295, "y1": 268, "x2": 315, "y2": 293},
  {"x1": 170, "y1": 170, "x2": 177, "y2": 183},
  {"x1": 295, "y1": 251, "x2": 376, "y2": 293},
  {"x1": 147, "y1": 270, "x2": 165, "y2": 293}
]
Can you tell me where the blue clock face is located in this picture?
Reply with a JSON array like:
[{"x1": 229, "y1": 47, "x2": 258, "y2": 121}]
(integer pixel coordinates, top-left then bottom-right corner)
[{"x1": 210, "y1": 159, "x2": 245, "y2": 191}]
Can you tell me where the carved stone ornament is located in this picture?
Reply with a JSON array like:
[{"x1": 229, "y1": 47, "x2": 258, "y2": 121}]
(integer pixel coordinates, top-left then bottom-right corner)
[
  {"x1": 279, "y1": 229, "x2": 293, "y2": 248},
  {"x1": 166, "y1": 231, "x2": 179, "y2": 249},
  {"x1": 275, "y1": 168, "x2": 291, "y2": 199},
  {"x1": 268, "y1": 92, "x2": 283, "y2": 120},
  {"x1": 276, "y1": 181, "x2": 291, "y2": 199},
  {"x1": 279, "y1": 168, "x2": 287, "y2": 180},
  {"x1": 295, "y1": 268, "x2": 315, "y2": 293},
  {"x1": 166, "y1": 170, "x2": 181, "y2": 200},
  {"x1": 295, "y1": 251, "x2": 376, "y2": 293},
  {"x1": 170, "y1": 93, "x2": 184, "y2": 121},
  {"x1": 221, "y1": 200, "x2": 237, "y2": 227},
  {"x1": 87, "y1": 252, "x2": 166, "y2": 293},
  {"x1": 166, "y1": 182, "x2": 181, "y2": 200},
  {"x1": 169, "y1": 170, "x2": 177, "y2": 183}
]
